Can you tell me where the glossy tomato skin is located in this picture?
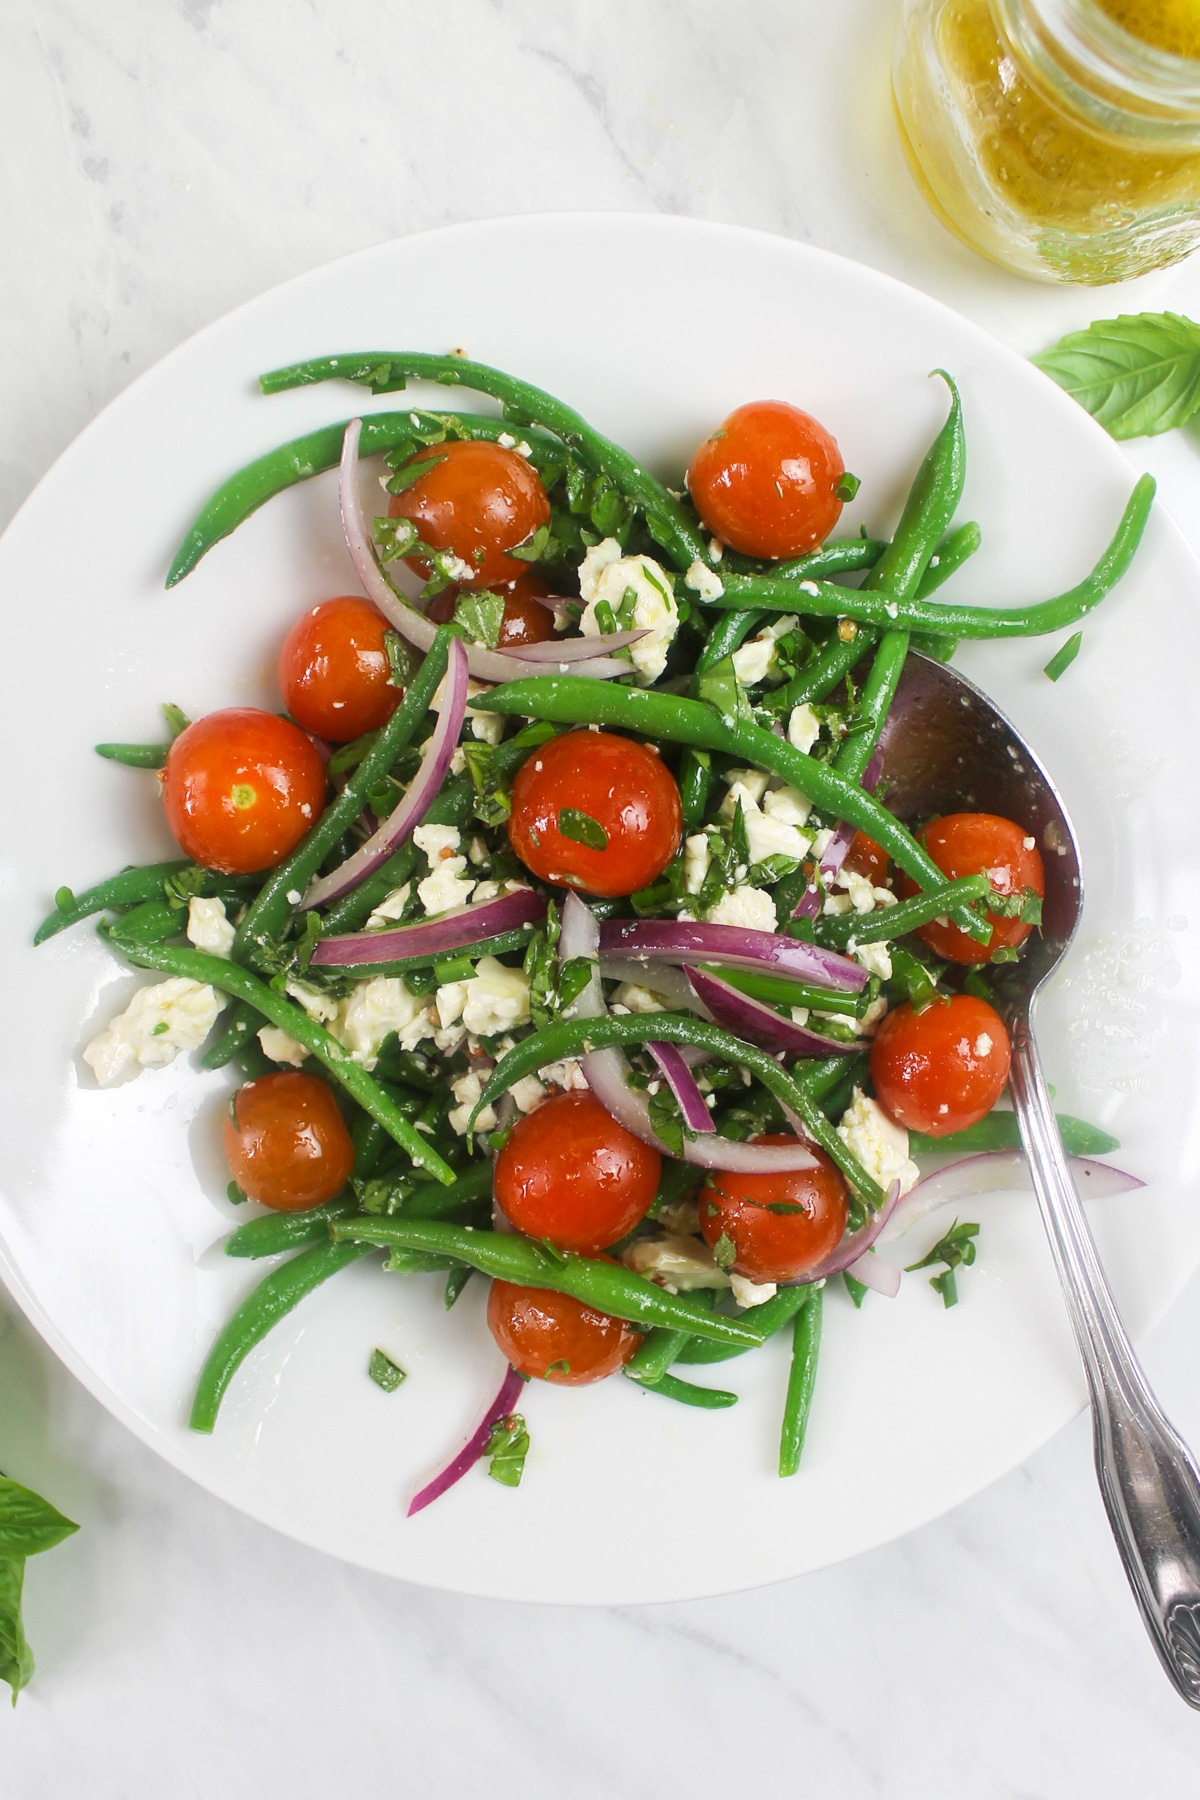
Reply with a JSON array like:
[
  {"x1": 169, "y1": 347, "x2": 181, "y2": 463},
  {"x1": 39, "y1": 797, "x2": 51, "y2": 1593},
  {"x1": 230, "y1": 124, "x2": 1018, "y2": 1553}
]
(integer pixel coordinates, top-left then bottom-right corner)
[
  {"x1": 686, "y1": 400, "x2": 846, "y2": 559},
  {"x1": 699, "y1": 1138, "x2": 849, "y2": 1284},
  {"x1": 161, "y1": 708, "x2": 327, "y2": 874},
  {"x1": 507, "y1": 729, "x2": 682, "y2": 897},
  {"x1": 494, "y1": 1089, "x2": 661, "y2": 1254},
  {"x1": 278, "y1": 596, "x2": 401, "y2": 741},
  {"x1": 388, "y1": 440, "x2": 550, "y2": 588},
  {"x1": 487, "y1": 1278, "x2": 642, "y2": 1384},
  {"x1": 899, "y1": 812, "x2": 1045, "y2": 966},
  {"x1": 426, "y1": 569, "x2": 557, "y2": 646},
  {"x1": 843, "y1": 830, "x2": 889, "y2": 885},
  {"x1": 870, "y1": 995, "x2": 1011, "y2": 1138},
  {"x1": 223, "y1": 1072, "x2": 355, "y2": 1211}
]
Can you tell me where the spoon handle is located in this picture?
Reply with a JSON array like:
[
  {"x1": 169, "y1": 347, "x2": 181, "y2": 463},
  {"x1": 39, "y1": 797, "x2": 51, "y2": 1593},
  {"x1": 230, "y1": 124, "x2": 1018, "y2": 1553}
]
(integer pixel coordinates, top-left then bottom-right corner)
[{"x1": 1009, "y1": 1017, "x2": 1200, "y2": 1707}]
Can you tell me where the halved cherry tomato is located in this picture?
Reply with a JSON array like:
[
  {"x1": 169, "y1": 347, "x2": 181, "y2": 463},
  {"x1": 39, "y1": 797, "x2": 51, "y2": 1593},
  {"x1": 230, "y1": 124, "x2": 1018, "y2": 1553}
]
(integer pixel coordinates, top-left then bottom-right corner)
[
  {"x1": 223, "y1": 1071, "x2": 355, "y2": 1210},
  {"x1": 494, "y1": 1089, "x2": 660, "y2": 1254},
  {"x1": 507, "y1": 729, "x2": 682, "y2": 897},
  {"x1": 388, "y1": 440, "x2": 550, "y2": 588},
  {"x1": 427, "y1": 569, "x2": 557, "y2": 647},
  {"x1": 870, "y1": 994, "x2": 1011, "y2": 1137},
  {"x1": 278, "y1": 596, "x2": 401, "y2": 741},
  {"x1": 897, "y1": 812, "x2": 1045, "y2": 966},
  {"x1": 843, "y1": 830, "x2": 889, "y2": 885},
  {"x1": 161, "y1": 708, "x2": 327, "y2": 874},
  {"x1": 686, "y1": 400, "x2": 847, "y2": 559},
  {"x1": 487, "y1": 1277, "x2": 642, "y2": 1384},
  {"x1": 698, "y1": 1138, "x2": 849, "y2": 1284}
]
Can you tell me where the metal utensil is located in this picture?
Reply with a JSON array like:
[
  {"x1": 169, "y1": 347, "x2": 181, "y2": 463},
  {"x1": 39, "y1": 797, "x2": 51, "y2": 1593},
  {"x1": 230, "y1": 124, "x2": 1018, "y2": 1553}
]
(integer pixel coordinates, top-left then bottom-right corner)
[{"x1": 878, "y1": 650, "x2": 1200, "y2": 1708}]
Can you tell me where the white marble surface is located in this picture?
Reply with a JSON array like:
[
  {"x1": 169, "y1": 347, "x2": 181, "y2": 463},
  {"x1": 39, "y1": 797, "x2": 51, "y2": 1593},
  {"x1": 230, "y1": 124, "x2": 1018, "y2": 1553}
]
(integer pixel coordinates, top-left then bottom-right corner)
[{"x1": 4, "y1": 0, "x2": 1200, "y2": 1789}]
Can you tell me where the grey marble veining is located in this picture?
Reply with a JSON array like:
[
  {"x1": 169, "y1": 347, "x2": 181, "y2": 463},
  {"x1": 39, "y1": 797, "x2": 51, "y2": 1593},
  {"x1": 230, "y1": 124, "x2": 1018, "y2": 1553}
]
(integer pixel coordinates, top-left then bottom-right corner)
[{"x1": 4, "y1": 2, "x2": 1200, "y2": 1793}]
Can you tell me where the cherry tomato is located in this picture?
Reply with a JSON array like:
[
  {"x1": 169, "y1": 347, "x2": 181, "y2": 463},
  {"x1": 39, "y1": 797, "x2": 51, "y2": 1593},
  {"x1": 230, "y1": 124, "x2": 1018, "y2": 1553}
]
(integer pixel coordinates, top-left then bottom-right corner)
[
  {"x1": 507, "y1": 729, "x2": 682, "y2": 898},
  {"x1": 897, "y1": 812, "x2": 1045, "y2": 966},
  {"x1": 278, "y1": 596, "x2": 401, "y2": 741},
  {"x1": 487, "y1": 1277, "x2": 642, "y2": 1384},
  {"x1": 223, "y1": 1072, "x2": 355, "y2": 1210},
  {"x1": 843, "y1": 830, "x2": 889, "y2": 885},
  {"x1": 427, "y1": 569, "x2": 557, "y2": 646},
  {"x1": 870, "y1": 995, "x2": 1011, "y2": 1138},
  {"x1": 494, "y1": 1089, "x2": 661, "y2": 1254},
  {"x1": 161, "y1": 708, "x2": 327, "y2": 874},
  {"x1": 686, "y1": 400, "x2": 847, "y2": 559},
  {"x1": 698, "y1": 1138, "x2": 849, "y2": 1284},
  {"x1": 388, "y1": 440, "x2": 550, "y2": 588}
]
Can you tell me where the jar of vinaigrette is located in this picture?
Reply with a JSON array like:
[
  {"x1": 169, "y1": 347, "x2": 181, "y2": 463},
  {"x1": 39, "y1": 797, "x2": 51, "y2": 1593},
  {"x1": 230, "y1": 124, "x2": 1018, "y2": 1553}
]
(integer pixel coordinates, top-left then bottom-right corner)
[{"x1": 894, "y1": 0, "x2": 1200, "y2": 281}]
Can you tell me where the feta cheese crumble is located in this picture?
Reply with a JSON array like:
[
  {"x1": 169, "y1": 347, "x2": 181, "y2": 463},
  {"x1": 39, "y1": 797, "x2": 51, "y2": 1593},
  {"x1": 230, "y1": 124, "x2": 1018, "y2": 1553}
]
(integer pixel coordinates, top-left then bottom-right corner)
[
  {"x1": 448, "y1": 1069, "x2": 497, "y2": 1137},
  {"x1": 83, "y1": 979, "x2": 225, "y2": 1087},
  {"x1": 186, "y1": 895, "x2": 235, "y2": 958},
  {"x1": 257, "y1": 1027, "x2": 308, "y2": 1068},
  {"x1": 787, "y1": 703, "x2": 821, "y2": 755},
  {"x1": 460, "y1": 956, "x2": 531, "y2": 1038},
  {"x1": 578, "y1": 538, "x2": 680, "y2": 684},
  {"x1": 684, "y1": 560, "x2": 724, "y2": 601},
  {"x1": 835, "y1": 1088, "x2": 919, "y2": 1197},
  {"x1": 338, "y1": 977, "x2": 436, "y2": 1066},
  {"x1": 705, "y1": 884, "x2": 777, "y2": 931},
  {"x1": 621, "y1": 1235, "x2": 731, "y2": 1293}
]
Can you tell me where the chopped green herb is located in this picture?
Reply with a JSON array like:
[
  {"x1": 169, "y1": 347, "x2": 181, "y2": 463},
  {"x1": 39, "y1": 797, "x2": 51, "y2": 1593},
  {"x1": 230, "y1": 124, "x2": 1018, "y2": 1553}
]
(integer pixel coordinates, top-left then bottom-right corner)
[
  {"x1": 1043, "y1": 631, "x2": 1083, "y2": 682},
  {"x1": 835, "y1": 472, "x2": 862, "y2": 502},
  {"x1": 906, "y1": 1218, "x2": 980, "y2": 1308},
  {"x1": 452, "y1": 590, "x2": 507, "y2": 651},
  {"x1": 444, "y1": 1266, "x2": 473, "y2": 1309},
  {"x1": 486, "y1": 1413, "x2": 530, "y2": 1486},
  {"x1": 368, "y1": 1349, "x2": 407, "y2": 1392},
  {"x1": 384, "y1": 629, "x2": 417, "y2": 690},
  {"x1": 842, "y1": 1271, "x2": 868, "y2": 1308},
  {"x1": 226, "y1": 1181, "x2": 248, "y2": 1206},
  {"x1": 557, "y1": 808, "x2": 608, "y2": 851},
  {"x1": 712, "y1": 1231, "x2": 737, "y2": 1271}
]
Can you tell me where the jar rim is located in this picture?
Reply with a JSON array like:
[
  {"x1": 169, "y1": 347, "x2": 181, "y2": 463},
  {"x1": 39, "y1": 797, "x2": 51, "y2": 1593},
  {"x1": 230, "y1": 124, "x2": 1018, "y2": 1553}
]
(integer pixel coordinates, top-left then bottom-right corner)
[{"x1": 995, "y1": 0, "x2": 1200, "y2": 129}]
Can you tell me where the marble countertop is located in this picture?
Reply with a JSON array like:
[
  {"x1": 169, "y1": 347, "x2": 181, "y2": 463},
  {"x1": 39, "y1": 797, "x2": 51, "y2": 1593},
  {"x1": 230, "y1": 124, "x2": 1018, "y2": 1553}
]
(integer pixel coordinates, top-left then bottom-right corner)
[{"x1": 4, "y1": 2, "x2": 1200, "y2": 1791}]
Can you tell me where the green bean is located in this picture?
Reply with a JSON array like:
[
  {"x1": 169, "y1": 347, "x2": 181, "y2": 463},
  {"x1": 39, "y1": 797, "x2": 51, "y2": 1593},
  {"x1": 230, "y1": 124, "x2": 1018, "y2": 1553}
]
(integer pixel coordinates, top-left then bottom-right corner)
[
  {"x1": 696, "y1": 608, "x2": 766, "y2": 675},
  {"x1": 34, "y1": 862, "x2": 249, "y2": 946},
  {"x1": 167, "y1": 412, "x2": 566, "y2": 587},
  {"x1": 330, "y1": 1218, "x2": 770, "y2": 1347},
  {"x1": 190, "y1": 1238, "x2": 375, "y2": 1431},
  {"x1": 102, "y1": 935, "x2": 456, "y2": 1183},
  {"x1": 200, "y1": 1000, "x2": 263, "y2": 1071},
  {"x1": 908, "y1": 1110, "x2": 1118, "y2": 1156},
  {"x1": 834, "y1": 375, "x2": 965, "y2": 786},
  {"x1": 701, "y1": 475, "x2": 1154, "y2": 639},
  {"x1": 444, "y1": 1265, "x2": 474, "y2": 1308},
  {"x1": 817, "y1": 873, "x2": 992, "y2": 947},
  {"x1": 468, "y1": 1011, "x2": 884, "y2": 1206},
  {"x1": 678, "y1": 750, "x2": 711, "y2": 833},
  {"x1": 707, "y1": 965, "x2": 862, "y2": 1016},
  {"x1": 779, "y1": 1282, "x2": 823, "y2": 1477},
  {"x1": 470, "y1": 676, "x2": 985, "y2": 937},
  {"x1": 916, "y1": 520, "x2": 981, "y2": 597},
  {"x1": 625, "y1": 1326, "x2": 693, "y2": 1386},
  {"x1": 225, "y1": 1194, "x2": 360, "y2": 1258},
  {"x1": 95, "y1": 742, "x2": 169, "y2": 768},
  {"x1": 234, "y1": 625, "x2": 452, "y2": 960},
  {"x1": 107, "y1": 900, "x2": 183, "y2": 946},
  {"x1": 762, "y1": 630, "x2": 871, "y2": 712},
  {"x1": 628, "y1": 1371, "x2": 738, "y2": 1409},
  {"x1": 350, "y1": 1111, "x2": 390, "y2": 1180},
  {"x1": 676, "y1": 1284, "x2": 812, "y2": 1363},
  {"x1": 259, "y1": 352, "x2": 709, "y2": 568}
]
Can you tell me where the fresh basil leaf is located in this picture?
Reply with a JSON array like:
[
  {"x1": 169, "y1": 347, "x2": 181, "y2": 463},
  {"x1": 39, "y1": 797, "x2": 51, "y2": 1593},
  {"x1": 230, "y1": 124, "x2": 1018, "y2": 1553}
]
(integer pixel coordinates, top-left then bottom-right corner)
[
  {"x1": 385, "y1": 452, "x2": 446, "y2": 495},
  {"x1": 452, "y1": 590, "x2": 506, "y2": 651},
  {"x1": 1032, "y1": 312, "x2": 1200, "y2": 440},
  {"x1": 0, "y1": 1556, "x2": 33, "y2": 1705},
  {"x1": 384, "y1": 630, "x2": 417, "y2": 690},
  {"x1": 712, "y1": 1230, "x2": 737, "y2": 1271},
  {"x1": 647, "y1": 1082, "x2": 685, "y2": 1155},
  {"x1": 558, "y1": 808, "x2": 608, "y2": 851},
  {"x1": 462, "y1": 742, "x2": 512, "y2": 827},
  {"x1": 507, "y1": 521, "x2": 555, "y2": 564},
  {"x1": 696, "y1": 654, "x2": 751, "y2": 727},
  {"x1": 486, "y1": 1413, "x2": 530, "y2": 1486},
  {"x1": 0, "y1": 1476, "x2": 79, "y2": 1560}
]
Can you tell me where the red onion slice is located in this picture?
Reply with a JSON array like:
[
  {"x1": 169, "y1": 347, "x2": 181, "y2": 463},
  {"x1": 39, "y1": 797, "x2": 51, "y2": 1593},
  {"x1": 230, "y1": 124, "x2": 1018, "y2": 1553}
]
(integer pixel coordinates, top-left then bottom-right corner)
[
  {"x1": 407, "y1": 1364, "x2": 525, "y2": 1517},
  {"x1": 301, "y1": 634, "x2": 470, "y2": 909},
  {"x1": 685, "y1": 966, "x2": 853, "y2": 1057},
  {"x1": 845, "y1": 1250, "x2": 902, "y2": 1298},
  {"x1": 493, "y1": 630, "x2": 648, "y2": 663},
  {"x1": 648, "y1": 1041, "x2": 715, "y2": 1134},
  {"x1": 338, "y1": 420, "x2": 630, "y2": 682},
  {"x1": 791, "y1": 745, "x2": 883, "y2": 920},
  {"x1": 598, "y1": 919, "x2": 866, "y2": 992},
  {"x1": 789, "y1": 1180, "x2": 902, "y2": 1285},
  {"x1": 311, "y1": 887, "x2": 546, "y2": 966},
  {"x1": 877, "y1": 1151, "x2": 1144, "y2": 1247}
]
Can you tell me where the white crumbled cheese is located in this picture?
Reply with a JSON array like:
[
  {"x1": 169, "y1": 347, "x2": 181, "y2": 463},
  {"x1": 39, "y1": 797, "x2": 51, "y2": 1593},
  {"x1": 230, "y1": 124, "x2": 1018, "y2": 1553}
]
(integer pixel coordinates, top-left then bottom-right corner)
[
  {"x1": 705, "y1": 884, "x2": 777, "y2": 931},
  {"x1": 731, "y1": 1273, "x2": 778, "y2": 1308},
  {"x1": 684, "y1": 560, "x2": 725, "y2": 601},
  {"x1": 837, "y1": 867, "x2": 881, "y2": 915},
  {"x1": 721, "y1": 778, "x2": 809, "y2": 865},
  {"x1": 439, "y1": 552, "x2": 477, "y2": 584},
  {"x1": 538, "y1": 1057, "x2": 589, "y2": 1092},
  {"x1": 974, "y1": 1032, "x2": 994, "y2": 1057},
  {"x1": 1023, "y1": 836, "x2": 1036, "y2": 850},
  {"x1": 578, "y1": 538, "x2": 680, "y2": 684},
  {"x1": 435, "y1": 981, "x2": 468, "y2": 1028},
  {"x1": 434, "y1": 1023, "x2": 468, "y2": 1055},
  {"x1": 417, "y1": 858, "x2": 476, "y2": 917},
  {"x1": 658, "y1": 1194, "x2": 702, "y2": 1236},
  {"x1": 257, "y1": 1026, "x2": 308, "y2": 1068},
  {"x1": 466, "y1": 835, "x2": 489, "y2": 866},
  {"x1": 763, "y1": 784, "x2": 813, "y2": 828},
  {"x1": 823, "y1": 893, "x2": 853, "y2": 917},
  {"x1": 448, "y1": 1069, "x2": 497, "y2": 1137},
  {"x1": 286, "y1": 890, "x2": 303, "y2": 906},
  {"x1": 470, "y1": 710, "x2": 503, "y2": 744},
  {"x1": 791, "y1": 1005, "x2": 810, "y2": 1025},
  {"x1": 186, "y1": 895, "x2": 235, "y2": 958},
  {"x1": 709, "y1": 537, "x2": 724, "y2": 563},
  {"x1": 730, "y1": 636, "x2": 774, "y2": 686},
  {"x1": 339, "y1": 977, "x2": 435, "y2": 1066},
  {"x1": 611, "y1": 982, "x2": 667, "y2": 1014},
  {"x1": 460, "y1": 955, "x2": 531, "y2": 1038},
  {"x1": 816, "y1": 994, "x2": 888, "y2": 1038},
  {"x1": 82, "y1": 979, "x2": 225, "y2": 1087},
  {"x1": 788, "y1": 703, "x2": 821, "y2": 755},
  {"x1": 852, "y1": 940, "x2": 893, "y2": 980},
  {"x1": 497, "y1": 432, "x2": 517, "y2": 449},
  {"x1": 413, "y1": 823, "x2": 461, "y2": 863},
  {"x1": 364, "y1": 884, "x2": 411, "y2": 929},
  {"x1": 837, "y1": 1090, "x2": 920, "y2": 1197},
  {"x1": 621, "y1": 1236, "x2": 731, "y2": 1294},
  {"x1": 449, "y1": 746, "x2": 467, "y2": 775},
  {"x1": 683, "y1": 832, "x2": 711, "y2": 895},
  {"x1": 509, "y1": 1073, "x2": 548, "y2": 1113},
  {"x1": 471, "y1": 880, "x2": 501, "y2": 903},
  {"x1": 285, "y1": 979, "x2": 341, "y2": 1024},
  {"x1": 721, "y1": 767, "x2": 771, "y2": 805}
]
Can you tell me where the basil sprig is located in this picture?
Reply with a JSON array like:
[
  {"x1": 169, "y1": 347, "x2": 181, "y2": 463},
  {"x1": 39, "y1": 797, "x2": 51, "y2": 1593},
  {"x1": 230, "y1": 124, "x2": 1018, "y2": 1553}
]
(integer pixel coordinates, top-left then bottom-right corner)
[
  {"x1": 0, "y1": 1473, "x2": 79, "y2": 1703},
  {"x1": 1033, "y1": 312, "x2": 1200, "y2": 440}
]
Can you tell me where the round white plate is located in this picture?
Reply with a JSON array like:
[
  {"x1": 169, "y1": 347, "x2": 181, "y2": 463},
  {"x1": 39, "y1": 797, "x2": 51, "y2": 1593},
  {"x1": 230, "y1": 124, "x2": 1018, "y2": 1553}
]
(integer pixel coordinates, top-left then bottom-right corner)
[{"x1": 2, "y1": 215, "x2": 1197, "y2": 1605}]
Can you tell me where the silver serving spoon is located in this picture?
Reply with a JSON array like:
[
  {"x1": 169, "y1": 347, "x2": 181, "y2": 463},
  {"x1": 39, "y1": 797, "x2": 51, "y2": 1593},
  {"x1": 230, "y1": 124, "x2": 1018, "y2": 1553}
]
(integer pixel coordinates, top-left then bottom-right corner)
[{"x1": 878, "y1": 651, "x2": 1200, "y2": 1708}]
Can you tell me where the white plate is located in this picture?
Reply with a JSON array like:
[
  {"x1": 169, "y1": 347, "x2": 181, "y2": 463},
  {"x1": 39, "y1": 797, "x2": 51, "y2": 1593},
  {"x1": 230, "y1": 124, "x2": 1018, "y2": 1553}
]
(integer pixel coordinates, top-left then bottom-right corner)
[{"x1": 1, "y1": 215, "x2": 1197, "y2": 1606}]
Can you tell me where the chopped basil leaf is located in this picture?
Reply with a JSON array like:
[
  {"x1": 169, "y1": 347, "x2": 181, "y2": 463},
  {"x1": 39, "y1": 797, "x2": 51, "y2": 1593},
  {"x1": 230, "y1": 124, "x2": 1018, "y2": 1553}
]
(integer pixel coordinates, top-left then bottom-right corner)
[
  {"x1": 486, "y1": 1414, "x2": 530, "y2": 1486},
  {"x1": 712, "y1": 1231, "x2": 737, "y2": 1271},
  {"x1": 558, "y1": 808, "x2": 608, "y2": 851},
  {"x1": 906, "y1": 1218, "x2": 979, "y2": 1308},
  {"x1": 452, "y1": 590, "x2": 506, "y2": 651},
  {"x1": 368, "y1": 1349, "x2": 407, "y2": 1392}
]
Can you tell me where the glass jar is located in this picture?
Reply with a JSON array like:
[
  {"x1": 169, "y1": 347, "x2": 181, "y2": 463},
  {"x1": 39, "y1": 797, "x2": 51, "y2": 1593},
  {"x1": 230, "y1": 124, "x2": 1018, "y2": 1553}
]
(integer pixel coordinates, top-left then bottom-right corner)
[{"x1": 893, "y1": 0, "x2": 1200, "y2": 282}]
